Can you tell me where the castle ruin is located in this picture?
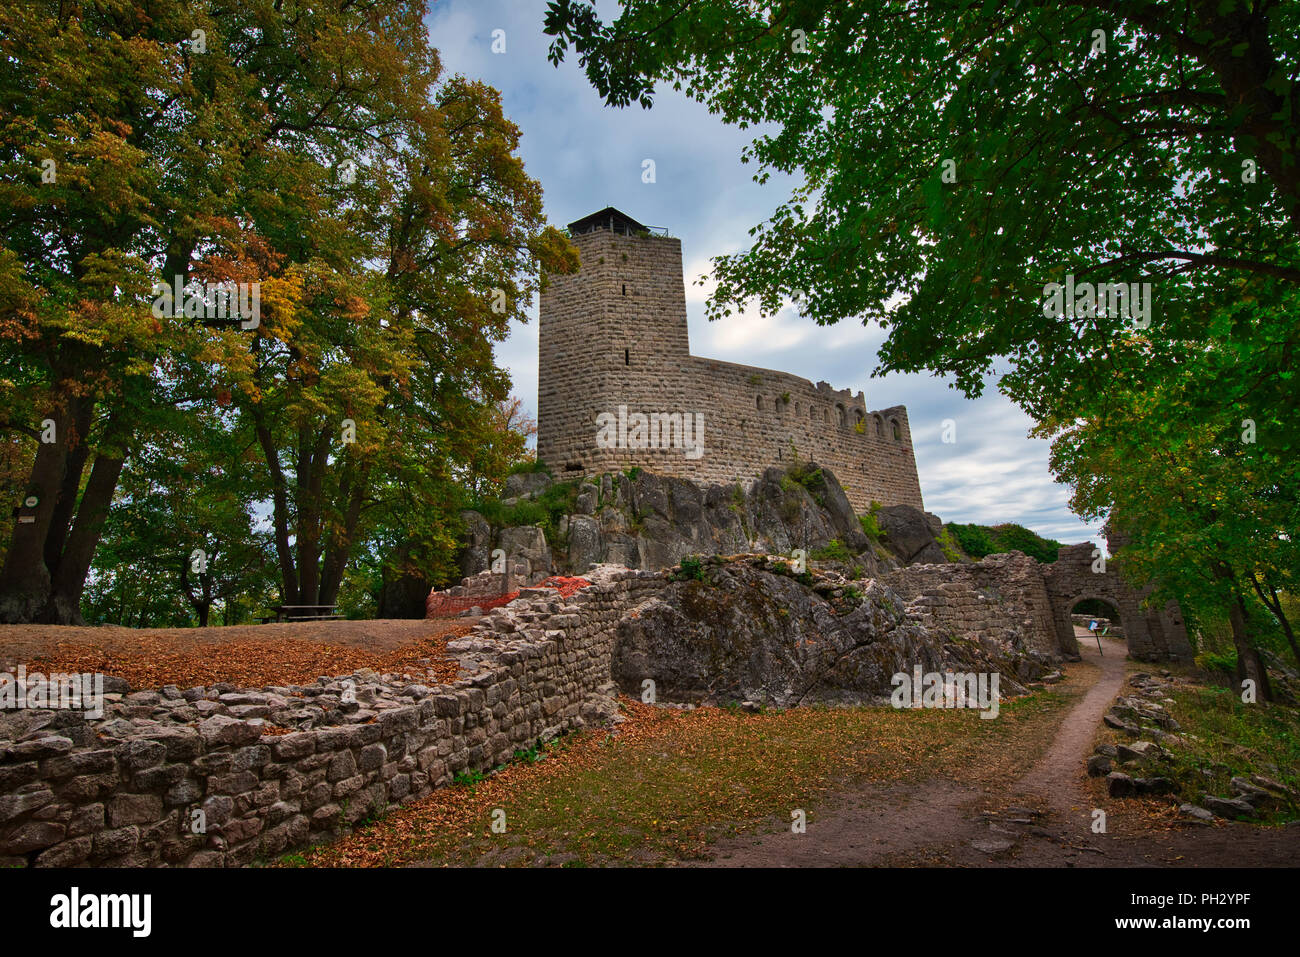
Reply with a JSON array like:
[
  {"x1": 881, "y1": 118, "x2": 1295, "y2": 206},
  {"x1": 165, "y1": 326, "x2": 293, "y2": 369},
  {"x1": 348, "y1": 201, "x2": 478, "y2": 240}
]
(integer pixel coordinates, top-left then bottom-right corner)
[{"x1": 537, "y1": 207, "x2": 925, "y2": 513}]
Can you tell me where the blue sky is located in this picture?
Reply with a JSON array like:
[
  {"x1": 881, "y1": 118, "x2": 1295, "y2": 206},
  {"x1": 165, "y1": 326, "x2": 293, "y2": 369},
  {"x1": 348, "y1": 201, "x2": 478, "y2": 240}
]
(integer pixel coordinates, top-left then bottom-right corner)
[{"x1": 429, "y1": 0, "x2": 1101, "y2": 547}]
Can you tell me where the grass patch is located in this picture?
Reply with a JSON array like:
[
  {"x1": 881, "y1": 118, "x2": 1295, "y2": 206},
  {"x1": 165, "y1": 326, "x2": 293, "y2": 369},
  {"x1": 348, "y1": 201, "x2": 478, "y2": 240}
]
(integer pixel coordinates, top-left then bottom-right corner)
[
  {"x1": 859, "y1": 509, "x2": 883, "y2": 542},
  {"x1": 507, "y1": 458, "x2": 552, "y2": 477},
  {"x1": 670, "y1": 555, "x2": 706, "y2": 582},
  {"x1": 285, "y1": 680, "x2": 1083, "y2": 868},
  {"x1": 472, "y1": 479, "x2": 579, "y2": 542},
  {"x1": 936, "y1": 526, "x2": 963, "y2": 562},
  {"x1": 1159, "y1": 685, "x2": 1300, "y2": 822}
]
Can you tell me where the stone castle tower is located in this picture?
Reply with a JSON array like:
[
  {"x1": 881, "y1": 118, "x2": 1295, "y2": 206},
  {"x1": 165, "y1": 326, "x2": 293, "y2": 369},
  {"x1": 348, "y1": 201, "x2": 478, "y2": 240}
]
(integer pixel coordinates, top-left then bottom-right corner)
[{"x1": 537, "y1": 207, "x2": 924, "y2": 513}]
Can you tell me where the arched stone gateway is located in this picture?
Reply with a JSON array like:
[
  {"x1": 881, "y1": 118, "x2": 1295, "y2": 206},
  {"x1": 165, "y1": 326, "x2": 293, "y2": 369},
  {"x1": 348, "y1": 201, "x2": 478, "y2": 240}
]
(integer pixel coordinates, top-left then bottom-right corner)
[{"x1": 1043, "y1": 542, "x2": 1192, "y2": 662}]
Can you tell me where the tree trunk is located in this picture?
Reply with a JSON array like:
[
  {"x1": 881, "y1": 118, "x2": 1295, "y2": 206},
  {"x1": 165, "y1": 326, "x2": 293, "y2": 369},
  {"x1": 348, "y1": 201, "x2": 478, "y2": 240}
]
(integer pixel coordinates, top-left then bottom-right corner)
[
  {"x1": 43, "y1": 396, "x2": 94, "y2": 576},
  {"x1": 294, "y1": 429, "x2": 329, "y2": 606},
  {"x1": 0, "y1": 406, "x2": 73, "y2": 622},
  {"x1": 319, "y1": 462, "x2": 370, "y2": 605},
  {"x1": 377, "y1": 569, "x2": 433, "y2": 619},
  {"x1": 1249, "y1": 570, "x2": 1300, "y2": 668},
  {"x1": 40, "y1": 453, "x2": 126, "y2": 624},
  {"x1": 1219, "y1": 565, "x2": 1273, "y2": 702},
  {"x1": 256, "y1": 420, "x2": 299, "y2": 604}
]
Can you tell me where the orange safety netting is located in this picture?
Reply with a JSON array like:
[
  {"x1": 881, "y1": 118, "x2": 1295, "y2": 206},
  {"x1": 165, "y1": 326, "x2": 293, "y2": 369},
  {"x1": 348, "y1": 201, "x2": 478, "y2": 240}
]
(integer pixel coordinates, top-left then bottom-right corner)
[{"x1": 425, "y1": 575, "x2": 591, "y2": 619}]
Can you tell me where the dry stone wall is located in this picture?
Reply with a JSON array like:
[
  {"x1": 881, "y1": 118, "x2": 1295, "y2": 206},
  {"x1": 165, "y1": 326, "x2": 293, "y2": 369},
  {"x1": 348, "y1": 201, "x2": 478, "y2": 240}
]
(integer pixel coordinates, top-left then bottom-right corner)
[
  {"x1": 0, "y1": 567, "x2": 658, "y2": 868},
  {"x1": 0, "y1": 541, "x2": 1189, "y2": 867},
  {"x1": 537, "y1": 226, "x2": 924, "y2": 513},
  {"x1": 882, "y1": 551, "x2": 1066, "y2": 662}
]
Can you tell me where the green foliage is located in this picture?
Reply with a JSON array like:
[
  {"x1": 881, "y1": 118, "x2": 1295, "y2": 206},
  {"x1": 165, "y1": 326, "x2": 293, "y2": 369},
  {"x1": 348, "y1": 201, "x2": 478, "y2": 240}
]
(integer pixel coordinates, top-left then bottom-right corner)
[
  {"x1": 453, "y1": 768, "x2": 487, "y2": 789},
  {"x1": 858, "y1": 502, "x2": 883, "y2": 541},
  {"x1": 1195, "y1": 650, "x2": 1238, "y2": 676},
  {"x1": 935, "y1": 527, "x2": 963, "y2": 563},
  {"x1": 507, "y1": 458, "x2": 553, "y2": 478},
  {"x1": 947, "y1": 523, "x2": 995, "y2": 559},
  {"x1": 987, "y1": 525, "x2": 1062, "y2": 564},
  {"x1": 1158, "y1": 685, "x2": 1300, "y2": 822},
  {"x1": 545, "y1": 1, "x2": 1300, "y2": 413},
  {"x1": 947, "y1": 523, "x2": 1061, "y2": 564},
  {"x1": 474, "y1": 480, "x2": 579, "y2": 544},
  {"x1": 810, "y1": 540, "x2": 851, "y2": 563},
  {"x1": 672, "y1": 555, "x2": 706, "y2": 582}
]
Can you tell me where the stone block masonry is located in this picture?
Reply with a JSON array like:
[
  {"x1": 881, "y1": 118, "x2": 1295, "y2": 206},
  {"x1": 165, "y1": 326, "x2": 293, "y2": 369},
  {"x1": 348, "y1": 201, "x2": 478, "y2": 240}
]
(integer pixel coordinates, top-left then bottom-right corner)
[
  {"x1": 883, "y1": 552, "x2": 1064, "y2": 663},
  {"x1": 537, "y1": 211, "x2": 925, "y2": 513},
  {"x1": 0, "y1": 566, "x2": 661, "y2": 867}
]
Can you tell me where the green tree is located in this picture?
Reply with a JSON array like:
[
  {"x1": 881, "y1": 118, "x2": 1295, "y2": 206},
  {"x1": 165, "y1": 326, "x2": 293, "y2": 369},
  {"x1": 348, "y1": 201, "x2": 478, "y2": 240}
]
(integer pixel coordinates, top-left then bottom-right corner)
[
  {"x1": 543, "y1": 1, "x2": 1299, "y2": 411},
  {"x1": 82, "y1": 409, "x2": 276, "y2": 627},
  {"x1": 1045, "y1": 324, "x2": 1298, "y2": 698},
  {"x1": 545, "y1": 0, "x2": 1299, "y2": 676}
]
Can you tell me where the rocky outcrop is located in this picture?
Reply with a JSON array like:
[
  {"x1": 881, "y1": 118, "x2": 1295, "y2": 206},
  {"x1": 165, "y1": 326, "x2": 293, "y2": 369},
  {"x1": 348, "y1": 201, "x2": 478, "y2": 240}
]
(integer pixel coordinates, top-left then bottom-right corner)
[
  {"x1": 463, "y1": 464, "x2": 899, "y2": 580},
  {"x1": 611, "y1": 556, "x2": 1044, "y2": 708}
]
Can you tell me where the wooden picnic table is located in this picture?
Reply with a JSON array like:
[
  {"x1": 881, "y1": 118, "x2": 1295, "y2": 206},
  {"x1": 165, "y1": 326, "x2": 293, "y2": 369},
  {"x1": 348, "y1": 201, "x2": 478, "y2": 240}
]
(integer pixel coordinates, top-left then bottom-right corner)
[{"x1": 259, "y1": 604, "x2": 341, "y2": 623}]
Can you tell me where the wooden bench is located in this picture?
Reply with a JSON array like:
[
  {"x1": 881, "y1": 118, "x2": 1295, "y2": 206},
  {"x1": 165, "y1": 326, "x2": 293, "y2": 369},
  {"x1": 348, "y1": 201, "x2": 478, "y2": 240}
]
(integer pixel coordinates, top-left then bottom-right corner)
[{"x1": 260, "y1": 604, "x2": 340, "y2": 623}]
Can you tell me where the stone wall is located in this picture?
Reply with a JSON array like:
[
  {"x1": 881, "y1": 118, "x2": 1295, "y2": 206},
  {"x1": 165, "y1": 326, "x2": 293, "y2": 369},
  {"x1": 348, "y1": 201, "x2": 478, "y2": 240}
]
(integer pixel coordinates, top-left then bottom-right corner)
[
  {"x1": 537, "y1": 225, "x2": 925, "y2": 513},
  {"x1": 1042, "y1": 543, "x2": 1191, "y2": 661},
  {"x1": 882, "y1": 551, "x2": 1065, "y2": 661},
  {"x1": 0, "y1": 567, "x2": 659, "y2": 868},
  {"x1": 1, "y1": 540, "x2": 1190, "y2": 867}
]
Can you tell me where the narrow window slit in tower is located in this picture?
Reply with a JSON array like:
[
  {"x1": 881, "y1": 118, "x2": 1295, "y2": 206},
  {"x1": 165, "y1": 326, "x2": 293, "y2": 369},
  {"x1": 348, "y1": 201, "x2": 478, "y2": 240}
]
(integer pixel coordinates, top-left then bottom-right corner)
[
  {"x1": 624, "y1": 349, "x2": 629, "y2": 366},
  {"x1": 622, "y1": 284, "x2": 626, "y2": 295}
]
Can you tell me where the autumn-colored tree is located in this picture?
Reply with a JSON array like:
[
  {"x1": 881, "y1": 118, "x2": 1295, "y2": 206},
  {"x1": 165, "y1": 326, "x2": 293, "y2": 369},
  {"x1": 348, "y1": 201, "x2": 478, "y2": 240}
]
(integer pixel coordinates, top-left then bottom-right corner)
[
  {"x1": 240, "y1": 70, "x2": 575, "y2": 612},
  {"x1": 1, "y1": 1, "x2": 567, "y2": 622}
]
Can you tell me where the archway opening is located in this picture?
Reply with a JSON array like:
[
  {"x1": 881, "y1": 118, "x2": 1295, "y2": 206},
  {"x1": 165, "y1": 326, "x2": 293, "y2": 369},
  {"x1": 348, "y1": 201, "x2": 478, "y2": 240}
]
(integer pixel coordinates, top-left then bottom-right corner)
[{"x1": 1069, "y1": 597, "x2": 1126, "y2": 656}]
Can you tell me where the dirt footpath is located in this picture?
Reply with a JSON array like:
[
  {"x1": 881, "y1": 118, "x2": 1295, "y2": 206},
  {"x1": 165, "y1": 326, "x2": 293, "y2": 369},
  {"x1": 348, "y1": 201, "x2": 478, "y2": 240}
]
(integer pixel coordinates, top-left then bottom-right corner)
[{"x1": 694, "y1": 632, "x2": 1299, "y2": 867}]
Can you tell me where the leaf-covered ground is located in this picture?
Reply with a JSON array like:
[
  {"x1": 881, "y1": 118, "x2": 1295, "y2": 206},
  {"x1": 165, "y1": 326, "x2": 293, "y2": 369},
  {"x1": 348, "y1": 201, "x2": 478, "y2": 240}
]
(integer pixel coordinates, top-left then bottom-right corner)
[{"x1": 0, "y1": 619, "x2": 472, "y2": 690}]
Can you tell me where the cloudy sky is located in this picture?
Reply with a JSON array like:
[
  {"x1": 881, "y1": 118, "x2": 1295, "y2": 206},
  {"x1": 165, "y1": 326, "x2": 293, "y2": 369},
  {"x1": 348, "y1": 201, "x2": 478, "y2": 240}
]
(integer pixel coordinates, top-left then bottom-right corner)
[{"x1": 429, "y1": 0, "x2": 1100, "y2": 547}]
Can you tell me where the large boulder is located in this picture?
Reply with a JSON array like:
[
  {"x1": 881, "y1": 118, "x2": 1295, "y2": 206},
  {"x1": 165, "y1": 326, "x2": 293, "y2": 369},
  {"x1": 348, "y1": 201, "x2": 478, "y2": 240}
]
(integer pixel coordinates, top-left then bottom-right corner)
[
  {"x1": 798, "y1": 465, "x2": 871, "y2": 553},
  {"x1": 566, "y1": 516, "x2": 604, "y2": 573},
  {"x1": 458, "y1": 510, "x2": 493, "y2": 580},
  {"x1": 876, "y1": 505, "x2": 949, "y2": 565},
  {"x1": 496, "y1": 526, "x2": 551, "y2": 585},
  {"x1": 503, "y1": 470, "x2": 553, "y2": 500}
]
